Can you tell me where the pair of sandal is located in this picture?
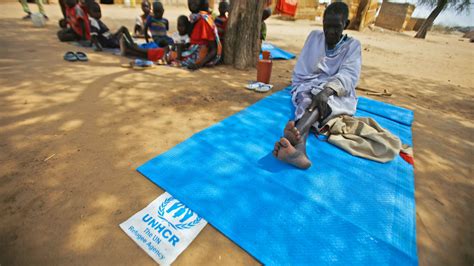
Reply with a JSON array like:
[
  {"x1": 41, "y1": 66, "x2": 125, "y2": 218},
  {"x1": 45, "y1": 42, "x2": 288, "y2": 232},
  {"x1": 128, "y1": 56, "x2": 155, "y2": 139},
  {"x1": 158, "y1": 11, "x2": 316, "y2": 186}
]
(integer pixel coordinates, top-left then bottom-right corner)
[
  {"x1": 245, "y1": 81, "x2": 274, "y2": 93},
  {"x1": 64, "y1": 51, "x2": 88, "y2": 62}
]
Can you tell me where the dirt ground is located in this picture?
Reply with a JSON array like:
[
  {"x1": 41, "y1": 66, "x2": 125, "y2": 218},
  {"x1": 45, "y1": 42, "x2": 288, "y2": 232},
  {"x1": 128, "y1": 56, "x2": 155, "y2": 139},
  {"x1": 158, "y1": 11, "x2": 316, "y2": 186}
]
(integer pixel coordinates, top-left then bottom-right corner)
[{"x1": 0, "y1": 3, "x2": 472, "y2": 266}]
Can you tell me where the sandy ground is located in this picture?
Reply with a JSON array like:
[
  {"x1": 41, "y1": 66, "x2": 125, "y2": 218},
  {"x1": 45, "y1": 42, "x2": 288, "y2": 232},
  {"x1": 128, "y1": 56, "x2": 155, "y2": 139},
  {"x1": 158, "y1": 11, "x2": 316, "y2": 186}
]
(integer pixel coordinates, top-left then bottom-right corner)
[{"x1": 0, "y1": 3, "x2": 473, "y2": 265}]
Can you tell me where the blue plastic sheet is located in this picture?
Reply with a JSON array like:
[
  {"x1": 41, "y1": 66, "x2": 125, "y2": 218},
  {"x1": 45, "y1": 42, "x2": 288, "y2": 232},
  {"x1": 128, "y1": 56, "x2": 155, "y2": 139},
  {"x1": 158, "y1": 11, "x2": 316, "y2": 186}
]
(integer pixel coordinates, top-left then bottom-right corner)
[
  {"x1": 260, "y1": 42, "x2": 296, "y2": 60},
  {"x1": 138, "y1": 88, "x2": 417, "y2": 265},
  {"x1": 138, "y1": 42, "x2": 159, "y2": 49}
]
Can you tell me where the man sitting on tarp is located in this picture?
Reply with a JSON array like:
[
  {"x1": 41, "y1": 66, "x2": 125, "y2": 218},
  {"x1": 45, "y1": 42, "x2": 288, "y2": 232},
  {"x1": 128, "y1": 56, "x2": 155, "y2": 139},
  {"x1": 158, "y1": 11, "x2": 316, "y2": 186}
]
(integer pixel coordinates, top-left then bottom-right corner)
[{"x1": 273, "y1": 2, "x2": 362, "y2": 169}]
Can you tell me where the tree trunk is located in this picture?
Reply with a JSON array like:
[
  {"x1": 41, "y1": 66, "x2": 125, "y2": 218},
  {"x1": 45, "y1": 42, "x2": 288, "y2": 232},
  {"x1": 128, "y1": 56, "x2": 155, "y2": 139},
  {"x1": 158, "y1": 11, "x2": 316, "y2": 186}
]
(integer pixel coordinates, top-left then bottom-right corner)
[
  {"x1": 224, "y1": 0, "x2": 265, "y2": 69},
  {"x1": 415, "y1": 0, "x2": 447, "y2": 39}
]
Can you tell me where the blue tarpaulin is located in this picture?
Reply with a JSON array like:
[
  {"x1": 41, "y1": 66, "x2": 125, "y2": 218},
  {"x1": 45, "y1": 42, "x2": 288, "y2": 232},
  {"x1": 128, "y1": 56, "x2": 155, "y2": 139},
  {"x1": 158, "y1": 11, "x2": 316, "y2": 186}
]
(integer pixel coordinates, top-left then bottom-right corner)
[
  {"x1": 260, "y1": 43, "x2": 296, "y2": 60},
  {"x1": 138, "y1": 87, "x2": 417, "y2": 265}
]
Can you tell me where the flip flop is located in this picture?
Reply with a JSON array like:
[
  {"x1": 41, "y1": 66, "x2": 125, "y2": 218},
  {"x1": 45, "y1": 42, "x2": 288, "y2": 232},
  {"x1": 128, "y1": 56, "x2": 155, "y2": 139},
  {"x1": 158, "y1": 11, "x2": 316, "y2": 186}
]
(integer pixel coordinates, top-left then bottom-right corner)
[
  {"x1": 133, "y1": 64, "x2": 156, "y2": 70},
  {"x1": 75, "y1": 51, "x2": 88, "y2": 61},
  {"x1": 245, "y1": 81, "x2": 265, "y2": 90},
  {"x1": 255, "y1": 84, "x2": 273, "y2": 93},
  {"x1": 63, "y1": 51, "x2": 77, "y2": 62},
  {"x1": 121, "y1": 59, "x2": 155, "y2": 70},
  {"x1": 134, "y1": 59, "x2": 154, "y2": 67}
]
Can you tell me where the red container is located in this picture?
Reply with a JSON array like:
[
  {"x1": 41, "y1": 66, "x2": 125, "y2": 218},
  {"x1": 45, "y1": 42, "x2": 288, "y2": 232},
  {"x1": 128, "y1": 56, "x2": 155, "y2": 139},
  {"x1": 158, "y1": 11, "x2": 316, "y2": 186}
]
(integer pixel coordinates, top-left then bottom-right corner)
[
  {"x1": 257, "y1": 51, "x2": 272, "y2": 84},
  {"x1": 262, "y1": 50, "x2": 271, "y2": 60}
]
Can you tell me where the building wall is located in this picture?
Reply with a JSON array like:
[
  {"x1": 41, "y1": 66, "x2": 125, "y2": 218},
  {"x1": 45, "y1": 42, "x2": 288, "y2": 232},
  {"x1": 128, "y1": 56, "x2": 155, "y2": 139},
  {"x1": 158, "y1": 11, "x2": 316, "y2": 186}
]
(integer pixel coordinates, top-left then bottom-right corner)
[
  {"x1": 342, "y1": 0, "x2": 360, "y2": 21},
  {"x1": 375, "y1": 0, "x2": 415, "y2": 32},
  {"x1": 405, "y1": 17, "x2": 426, "y2": 31}
]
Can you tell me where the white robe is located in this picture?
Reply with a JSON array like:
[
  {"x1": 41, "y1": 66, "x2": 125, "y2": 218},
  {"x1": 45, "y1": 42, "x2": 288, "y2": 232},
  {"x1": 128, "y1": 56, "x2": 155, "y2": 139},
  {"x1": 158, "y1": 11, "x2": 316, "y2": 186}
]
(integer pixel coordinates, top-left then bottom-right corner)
[{"x1": 291, "y1": 30, "x2": 362, "y2": 127}]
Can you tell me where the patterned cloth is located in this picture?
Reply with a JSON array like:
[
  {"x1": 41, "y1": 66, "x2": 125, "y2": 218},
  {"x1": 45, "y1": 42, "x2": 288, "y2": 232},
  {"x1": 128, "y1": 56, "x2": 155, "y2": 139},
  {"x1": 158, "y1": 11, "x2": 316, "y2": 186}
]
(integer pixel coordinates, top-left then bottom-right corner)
[
  {"x1": 181, "y1": 11, "x2": 222, "y2": 67},
  {"x1": 145, "y1": 12, "x2": 222, "y2": 67},
  {"x1": 214, "y1": 15, "x2": 228, "y2": 41},
  {"x1": 145, "y1": 16, "x2": 173, "y2": 46},
  {"x1": 146, "y1": 16, "x2": 169, "y2": 37},
  {"x1": 66, "y1": 4, "x2": 91, "y2": 40}
]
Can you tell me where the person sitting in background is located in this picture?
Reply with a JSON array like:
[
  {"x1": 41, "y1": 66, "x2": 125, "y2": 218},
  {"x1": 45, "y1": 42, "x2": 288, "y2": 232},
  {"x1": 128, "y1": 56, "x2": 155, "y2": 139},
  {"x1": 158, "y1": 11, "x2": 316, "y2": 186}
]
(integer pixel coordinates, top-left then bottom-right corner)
[
  {"x1": 214, "y1": 1, "x2": 229, "y2": 42},
  {"x1": 261, "y1": 8, "x2": 271, "y2": 43},
  {"x1": 79, "y1": 0, "x2": 95, "y2": 13},
  {"x1": 180, "y1": 0, "x2": 222, "y2": 68},
  {"x1": 120, "y1": 0, "x2": 221, "y2": 70},
  {"x1": 57, "y1": 0, "x2": 91, "y2": 42},
  {"x1": 88, "y1": 2, "x2": 121, "y2": 50},
  {"x1": 134, "y1": 0, "x2": 152, "y2": 38},
  {"x1": 144, "y1": 1, "x2": 173, "y2": 47},
  {"x1": 272, "y1": 2, "x2": 362, "y2": 169},
  {"x1": 171, "y1": 15, "x2": 191, "y2": 57}
]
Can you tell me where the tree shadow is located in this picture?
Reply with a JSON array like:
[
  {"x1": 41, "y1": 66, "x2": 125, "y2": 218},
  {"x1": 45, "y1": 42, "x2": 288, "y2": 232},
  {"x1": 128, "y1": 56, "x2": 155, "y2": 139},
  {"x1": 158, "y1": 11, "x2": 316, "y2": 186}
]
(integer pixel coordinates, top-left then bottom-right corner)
[
  {"x1": 0, "y1": 11, "x2": 472, "y2": 266},
  {"x1": 0, "y1": 17, "x2": 278, "y2": 265},
  {"x1": 358, "y1": 65, "x2": 473, "y2": 266}
]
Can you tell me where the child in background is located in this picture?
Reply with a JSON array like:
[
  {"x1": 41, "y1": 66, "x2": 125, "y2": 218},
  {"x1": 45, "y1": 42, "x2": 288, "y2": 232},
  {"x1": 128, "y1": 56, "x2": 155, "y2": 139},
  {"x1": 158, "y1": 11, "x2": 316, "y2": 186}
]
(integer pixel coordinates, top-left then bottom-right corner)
[
  {"x1": 144, "y1": 1, "x2": 173, "y2": 47},
  {"x1": 57, "y1": 0, "x2": 91, "y2": 42},
  {"x1": 89, "y1": 2, "x2": 120, "y2": 50},
  {"x1": 79, "y1": 0, "x2": 95, "y2": 14},
  {"x1": 214, "y1": 1, "x2": 228, "y2": 42},
  {"x1": 171, "y1": 15, "x2": 190, "y2": 45},
  {"x1": 261, "y1": 8, "x2": 271, "y2": 42},
  {"x1": 134, "y1": 0, "x2": 151, "y2": 38},
  {"x1": 171, "y1": 15, "x2": 191, "y2": 61}
]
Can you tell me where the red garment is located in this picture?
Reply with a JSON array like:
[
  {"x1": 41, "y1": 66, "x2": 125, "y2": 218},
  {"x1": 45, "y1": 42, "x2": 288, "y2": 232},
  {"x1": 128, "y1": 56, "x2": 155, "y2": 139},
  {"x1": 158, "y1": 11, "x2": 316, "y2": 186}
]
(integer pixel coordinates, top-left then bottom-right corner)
[
  {"x1": 147, "y1": 48, "x2": 165, "y2": 61},
  {"x1": 215, "y1": 15, "x2": 227, "y2": 40},
  {"x1": 190, "y1": 17, "x2": 216, "y2": 45},
  {"x1": 80, "y1": 2, "x2": 89, "y2": 14},
  {"x1": 399, "y1": 151, "x2": 414, "y2": 165},
  {"x1": 275, "y1": 0, "x2": 298, "y2": 17},
  {"x1": 66, "y1": 4, "x2": 91, "y2": 40}
]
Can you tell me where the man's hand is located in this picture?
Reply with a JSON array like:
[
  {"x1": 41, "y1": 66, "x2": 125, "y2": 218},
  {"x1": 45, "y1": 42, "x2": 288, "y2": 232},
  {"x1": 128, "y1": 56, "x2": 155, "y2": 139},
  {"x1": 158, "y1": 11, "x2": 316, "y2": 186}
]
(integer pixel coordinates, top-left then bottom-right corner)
[{"x1": 308, "y1": 87, "x2": 336, "y2": 122}]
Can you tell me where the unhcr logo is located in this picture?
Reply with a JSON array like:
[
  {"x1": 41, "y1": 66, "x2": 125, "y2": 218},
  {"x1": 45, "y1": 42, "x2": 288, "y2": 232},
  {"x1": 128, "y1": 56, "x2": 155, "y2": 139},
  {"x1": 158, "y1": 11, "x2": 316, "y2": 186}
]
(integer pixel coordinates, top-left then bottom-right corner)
[
  {"x1": 140, "y1": 197, "x2": 202, "y2": 247},
  {"x1": 157, "y1": 196, "x2": 202, "y2": 230}
]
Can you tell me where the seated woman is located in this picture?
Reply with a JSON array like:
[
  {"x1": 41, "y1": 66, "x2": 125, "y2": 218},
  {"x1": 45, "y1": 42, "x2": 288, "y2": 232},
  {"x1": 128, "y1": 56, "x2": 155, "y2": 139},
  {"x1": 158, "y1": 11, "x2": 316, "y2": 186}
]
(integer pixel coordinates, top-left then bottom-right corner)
[{"x1": 120, "y1": 0, "x2": 221, "y2": 70}]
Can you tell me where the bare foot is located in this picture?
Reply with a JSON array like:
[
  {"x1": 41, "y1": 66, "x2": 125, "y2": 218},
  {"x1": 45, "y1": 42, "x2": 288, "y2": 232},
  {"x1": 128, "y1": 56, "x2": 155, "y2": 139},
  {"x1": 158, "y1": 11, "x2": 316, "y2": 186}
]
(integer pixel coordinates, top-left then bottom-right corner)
[
  {"x1": 273, "y1": 137, "x2": 311, "y2": 169},
  {"x1": 284, "y1": 121, "x2": 302, "y2": 146}
]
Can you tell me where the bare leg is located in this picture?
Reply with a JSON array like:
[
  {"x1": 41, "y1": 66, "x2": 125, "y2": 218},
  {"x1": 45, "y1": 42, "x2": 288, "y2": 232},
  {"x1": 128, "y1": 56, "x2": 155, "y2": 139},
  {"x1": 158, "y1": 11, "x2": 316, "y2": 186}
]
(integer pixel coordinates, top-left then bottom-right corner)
[
  {"x1": 57, "y1": 28, "x2": 80, "y2": 42},
  {"x1": 119, "y1": 34, "x2": 148, "y2": 59},
  {"x1": 294, "y1": 108, "x2": 320, "y2": 155},
  {"x1": 273, "y1": 137, "x2": 311, "y2": 169},
  {"x1": 115, "y1": 26, "x2": 134, "y2": 44},
  {"x1": 274, "y1": 108, "x2": 321, "y2": 169}
]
